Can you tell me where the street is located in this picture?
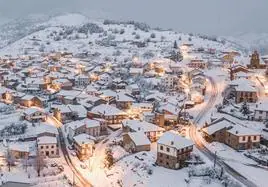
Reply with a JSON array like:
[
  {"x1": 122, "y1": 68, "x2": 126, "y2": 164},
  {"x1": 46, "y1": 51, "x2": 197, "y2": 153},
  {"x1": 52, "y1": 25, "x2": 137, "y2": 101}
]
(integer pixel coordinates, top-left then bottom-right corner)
[
  {"x1": 189, "y1": 77, "x2": 258, "y2": 187},
  {"x1": 48, "y1": 116, "x2": 93, "y2": 187}
]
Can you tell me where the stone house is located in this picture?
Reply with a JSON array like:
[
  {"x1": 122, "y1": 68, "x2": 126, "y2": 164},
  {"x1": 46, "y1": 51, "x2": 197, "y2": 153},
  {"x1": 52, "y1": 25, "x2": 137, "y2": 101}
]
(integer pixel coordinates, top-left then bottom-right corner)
[{"x1": 156, "y1": 131, "x2": 194, "y2": 169}]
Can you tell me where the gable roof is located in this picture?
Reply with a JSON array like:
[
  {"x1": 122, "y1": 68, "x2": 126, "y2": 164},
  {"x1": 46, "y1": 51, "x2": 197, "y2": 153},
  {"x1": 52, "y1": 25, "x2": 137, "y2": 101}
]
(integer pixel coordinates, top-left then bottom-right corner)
[{"x1": 158, "y1": 131, "x2": 194, "y2": 150}]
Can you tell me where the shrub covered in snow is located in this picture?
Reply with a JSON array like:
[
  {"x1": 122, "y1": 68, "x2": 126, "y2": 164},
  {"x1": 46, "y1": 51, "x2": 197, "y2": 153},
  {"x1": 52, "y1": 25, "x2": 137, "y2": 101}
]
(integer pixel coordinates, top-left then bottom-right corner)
[
  {"x1": 78, "y1": 23, "x2": 104, "y2": 34},
  {"x1": 103, "y1": 19, "x2": 150, "y2": 32},
  {"x1": 0, "y1": 122, "x2": 27, "y2": 137}
]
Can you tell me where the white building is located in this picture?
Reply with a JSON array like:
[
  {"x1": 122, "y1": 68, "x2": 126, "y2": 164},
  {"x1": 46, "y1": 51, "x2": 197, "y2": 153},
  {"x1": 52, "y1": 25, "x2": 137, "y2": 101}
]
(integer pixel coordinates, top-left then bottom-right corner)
[
  {"x1": 37, "y1": 136, "x2": 59, "y2": 158},
  {"x1": 253, "y1": 102, "x2": 268, "y2": 121}
]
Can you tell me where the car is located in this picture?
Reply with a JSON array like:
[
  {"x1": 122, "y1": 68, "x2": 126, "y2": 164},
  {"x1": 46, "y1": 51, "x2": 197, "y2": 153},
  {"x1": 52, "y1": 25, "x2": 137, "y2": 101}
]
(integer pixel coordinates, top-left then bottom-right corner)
[
  {"x1": 50, "y1": 163, "x2": 58, "y2": 167},
  {"x1": 58, "y1": 165, "x2": 64, "y2": 171},
  {"x1": 68, "y1": 145, "x2": 74, "y2": 150},
  {"x1": 80, "y1": 163, "x2": 87, "y2": 169},
  {"x1": 70, "y1": 151, "x2": 77, "y2": 156}
]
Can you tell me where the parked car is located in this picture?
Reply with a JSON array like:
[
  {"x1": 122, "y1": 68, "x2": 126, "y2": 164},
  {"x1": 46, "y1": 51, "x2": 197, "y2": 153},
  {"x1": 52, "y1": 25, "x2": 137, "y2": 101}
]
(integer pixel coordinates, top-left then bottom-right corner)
[
  {"x1": 70, "y1": 151, "x2": 76, "y2": 156},
  {"x1": 51, "y1": 162, "x2": 58, "y2": 167},
  {"x1": 58, "y1": 165, "x2": 64, "y2": 172},
  {"x1": 80, "y1": 163, "x2": 87, "y2": 169},
  {"x1": 68, "y1": 145, "x2": 74, "y2": 150}
]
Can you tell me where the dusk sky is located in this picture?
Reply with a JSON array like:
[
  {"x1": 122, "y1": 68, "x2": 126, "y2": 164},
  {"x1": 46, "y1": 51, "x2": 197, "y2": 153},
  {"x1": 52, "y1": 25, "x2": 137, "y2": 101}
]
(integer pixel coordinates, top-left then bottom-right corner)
[{"x1": 0, "y1": 0, "x2": 267, "y2": 35}]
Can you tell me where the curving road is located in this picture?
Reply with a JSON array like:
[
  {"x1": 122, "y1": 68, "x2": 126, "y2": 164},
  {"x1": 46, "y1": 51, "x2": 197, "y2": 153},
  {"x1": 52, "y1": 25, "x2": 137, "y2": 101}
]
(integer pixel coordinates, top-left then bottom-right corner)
[
  {"x1": 48, "y1": 116, "x2": 92, "y2": 187},
  {"x1": 189, "y1": 77, "x2": 257, "y2": 187}
]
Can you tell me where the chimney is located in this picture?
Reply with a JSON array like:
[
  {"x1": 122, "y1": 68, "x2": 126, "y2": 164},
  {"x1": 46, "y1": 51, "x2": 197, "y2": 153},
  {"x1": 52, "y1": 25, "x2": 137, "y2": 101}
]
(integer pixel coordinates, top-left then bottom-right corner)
[
  {"x1": 171, "y1": 141, "x2": 174, "y2": 145},
  {"x1": 138, "y1": 127, "x2": 141, "y2": 131},
  {"x1": 236, "y1": 131, "x2": 238, "y2": 134}
]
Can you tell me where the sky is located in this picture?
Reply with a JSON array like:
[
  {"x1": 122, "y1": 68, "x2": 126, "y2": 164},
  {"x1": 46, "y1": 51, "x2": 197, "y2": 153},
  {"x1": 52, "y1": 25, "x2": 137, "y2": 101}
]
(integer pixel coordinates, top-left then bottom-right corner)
[{"x1": 0, "y1": 0, "x2": 267, "y2": 36}]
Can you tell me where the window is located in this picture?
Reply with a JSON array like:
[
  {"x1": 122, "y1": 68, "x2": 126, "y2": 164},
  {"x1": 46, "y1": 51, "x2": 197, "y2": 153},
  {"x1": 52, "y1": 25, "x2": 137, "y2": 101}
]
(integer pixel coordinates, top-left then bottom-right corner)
[
  {"x1": 166, "y1": 155, "x2": 169, "y2": 159},
  {"x1": 254, "y1": 136, "x2": 257, "y2": 141},
  {"x1": 166, "y1": 147, "x2": 170, "y2": 152},
  {"x1": 166, "y1": 162, "x2": 169, "y2": 166},
  {"x1": 40, "y1": 146, "x2": 43, "y2": 149},
  {"x1": 159, "y1": 153, "x2": 163, "y2": 157},
  {"x1": 51, "y1": 151, "x2": 54, "y2": 154},
  {"x1": 242, "y1": 136, "x2": 246, "y2": 141},
  {"x1": 51, "y1": 145, "x2": 54, "y2": 149},
  {"x1": 46, "y1": 146, "x2": 49, "y2": 149},
  {"x1": 160, "y1": 146, "x2": 163, "y2": 150}
]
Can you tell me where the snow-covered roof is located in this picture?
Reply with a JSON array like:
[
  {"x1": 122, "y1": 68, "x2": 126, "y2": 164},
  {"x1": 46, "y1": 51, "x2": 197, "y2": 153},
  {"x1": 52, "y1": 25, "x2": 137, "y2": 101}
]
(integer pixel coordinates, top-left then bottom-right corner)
[
  {"x1": 9, "y1": 143, "x2": 30, "y2": 153},
  {"x1": 23, "y1": 107, "x2": 43, "y2": 115},
  {"x1": 91, "y1": 104, "x2": 126, "y2": 116},
  {"x1": 21, "y1": 95, "x2": 35, "y2": 100},
  {"x1": 68, "y1": 104, "x2": 87, "y2": 118},
  {"x1": 158, "y1": 131, "x2": 194, "y2": 150},
  {"x1": 254, "y1": 102, "x2": 268, "y2": 112},
  {"x1": 85, "y1": 119, "x2": 100, "y2": 128},
  {"x1": 100, "y1": 89, "x2": 117, "y2": 97},
  {"x1": 116, "y1": 93, "x2": 135, "y2": 102},
  {"x1": 235, "y1": 84, "x2": 257, "y2": 92},
  {"x1": 122, "y1": 120, "x2": 164, "y2": 133},
  {"x1": 53, "y1": 105, "x2": 72, "y2": 113},
  {"x1": 67, "y1": 120, "x2": 85, "y2": 131},
  {"x1": 73, "y1": 133, "x2": 95, "y2": 145},
  {"x1": 127, "y1": 132, "x2": 150, "y2": 146},
  {"x1": 202, "y1": 119, "x2": 234, "y2": 135},
  {"x1": 227, "y1": 125, "x2": 260, "y2": 136},
  {"x1": 37, "y1": 136, "x2": 57, "y2": 144},
  {"x1": 129, "y1": 68, "x2": 143, "y2": 74},
  {"x1": 35, "y1": 123, "x2": 58, "y2": 135}
]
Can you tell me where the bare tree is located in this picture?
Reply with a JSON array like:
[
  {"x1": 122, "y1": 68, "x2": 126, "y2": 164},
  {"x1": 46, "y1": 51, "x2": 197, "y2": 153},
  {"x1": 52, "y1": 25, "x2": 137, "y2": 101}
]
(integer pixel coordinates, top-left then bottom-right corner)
[
  {"x1": 34, "y1": 152, "x2": 46, "y2": 177},
  {"x1": 6, "y1": 148, "x2": 15, "y2": 172}
]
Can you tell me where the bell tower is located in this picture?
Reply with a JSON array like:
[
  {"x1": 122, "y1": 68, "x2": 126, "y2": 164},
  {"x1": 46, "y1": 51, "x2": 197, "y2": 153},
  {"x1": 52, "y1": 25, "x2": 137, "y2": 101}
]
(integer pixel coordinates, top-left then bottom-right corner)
[{"x1": 250, "y1": 51, "x2": 260, "y2": 68}]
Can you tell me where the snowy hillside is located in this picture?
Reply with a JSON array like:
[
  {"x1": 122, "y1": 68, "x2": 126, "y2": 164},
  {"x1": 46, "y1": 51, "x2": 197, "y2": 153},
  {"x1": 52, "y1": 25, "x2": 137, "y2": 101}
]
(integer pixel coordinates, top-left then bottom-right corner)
[
  {"x1": 0, "y1": 13, "x2": 246, "y2": 60},
  {"x1": 226, "y1": 32, "x2": 268, "y2": 55}
]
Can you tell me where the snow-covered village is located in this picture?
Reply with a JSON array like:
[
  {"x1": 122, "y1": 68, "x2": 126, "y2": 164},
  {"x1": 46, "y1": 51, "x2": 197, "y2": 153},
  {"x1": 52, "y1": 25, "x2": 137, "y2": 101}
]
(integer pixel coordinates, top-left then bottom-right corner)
[{"x1": 0, "y1": 2, "x2": 268, "y2": 187}]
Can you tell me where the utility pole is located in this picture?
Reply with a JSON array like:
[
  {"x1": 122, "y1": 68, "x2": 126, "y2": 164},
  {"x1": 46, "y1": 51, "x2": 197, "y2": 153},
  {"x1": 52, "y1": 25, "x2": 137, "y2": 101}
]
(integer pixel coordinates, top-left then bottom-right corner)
[{"x1": 213, "y1": 151, "x2": 217, "y2": 168}]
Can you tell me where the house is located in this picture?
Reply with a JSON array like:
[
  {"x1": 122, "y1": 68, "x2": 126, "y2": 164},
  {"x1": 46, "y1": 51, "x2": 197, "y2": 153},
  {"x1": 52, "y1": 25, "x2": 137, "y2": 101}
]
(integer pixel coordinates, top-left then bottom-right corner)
[
  {"x1": 0, "y1": 87, "x2": 15, "y2": 103},
  {"x1": 129, "y1": 68, "x2": 144, "y2": 76},
  {"x1": 234, "y1": 84, "x2": 258, "y2": 103},
  {"x1": 35, "y1": 123, "x2": 58, "y2": 137},
  {"x1": 53, "y1": 105, "x2": 76, "y2": 123},
  {"x1": 169, "y1": 63, "x2": 183, "y2": 74},
  {"x1": 99, "y1": 89, "x2": 117, "y2": 102},
  {"x1": 37, "y1": 136, "x2": 59, "y2": 158},
  {"x1": 84, "y1": 119, "x2": 101, "y2": 137},
  {"x1": 20, "y1": 95, "x2": 44, "y2": 108},
  {"x1": 123, "y1": 132, "x2": 151, "y2": 153},
  {"x1": 225, "y1": 125, "x2": 260, "y2": 150},
  {"x1": 23, "y1": 107, "x2": 46, "y2": 122},
  {"x1": 111, "y1": 78, "x2": 128, "y2": 90},
  {"x1": 126, "y1": 84, "x2": 140, "y2": 96},
  {"x1": 160, "y1": 75, "x2": 176, "y2": 90},
  {"x1": 67, "y1": 119, "x2": 101, "y2": 141},
  {"x1": 122, "y1": 119, "x2": 165, "y2": 142},
  {"x1": 88, "y1": 104, "x2": 128, "y2": 125},
  {"x1": 202, "y1": 117, "x2": 260, "y2": 150},
  {"x1": 156, "y1": 131, "x2": 194, "y2": 169},
  {"x1": 187, "y1": 59, "x2": 207, "y2": 69},
  {"x1": 75, "y1": 74, "x2": 89, "y2": 87},
  {"x1": 115, "y1": 93, "x2": 135, "y2": 109},
  {"x1": 253, "y1": 102, "x2": 268, "y2": 121},
  {"x1": 52, "y1": 78, "x2": 73, "y2": 90},
  {"x1": 229, "y1": 65, "x2": 250, "y2": 80},
  {"x1": 9, "y1": 143, "x2": 31, "y2": 159},
  {"x1": 85, "y1": 85, "x2": 100, "y2": 96},
  {"x1": 73, "y1": 133, "x2": 95, "y2": 161}
]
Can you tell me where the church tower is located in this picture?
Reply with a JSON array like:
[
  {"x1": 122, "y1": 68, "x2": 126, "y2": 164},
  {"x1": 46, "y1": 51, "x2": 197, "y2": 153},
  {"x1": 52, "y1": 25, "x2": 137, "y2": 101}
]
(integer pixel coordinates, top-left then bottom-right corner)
[{"x1": 250, "y1": 51, "x2": 260, "y2": 68}]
